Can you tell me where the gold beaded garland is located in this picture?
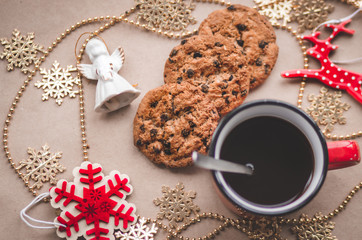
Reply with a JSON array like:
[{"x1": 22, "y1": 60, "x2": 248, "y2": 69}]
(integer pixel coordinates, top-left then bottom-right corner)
[{"x1": 2, "y1": 1, "x2": 362, "y2": 239}]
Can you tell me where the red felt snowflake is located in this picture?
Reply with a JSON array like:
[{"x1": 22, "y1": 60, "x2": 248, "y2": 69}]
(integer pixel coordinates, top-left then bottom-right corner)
[
  {"x1": 50, "y1": 161, "x2": 136, "y2": 240},
  {"x1": 281, "y1": 19, "x2": 362, "y2": 104}
]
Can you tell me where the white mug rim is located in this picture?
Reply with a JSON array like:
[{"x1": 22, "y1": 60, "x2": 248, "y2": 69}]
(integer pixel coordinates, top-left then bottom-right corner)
[{"x1": 210, "y1": 99, "x2": 329, "y2": 215}]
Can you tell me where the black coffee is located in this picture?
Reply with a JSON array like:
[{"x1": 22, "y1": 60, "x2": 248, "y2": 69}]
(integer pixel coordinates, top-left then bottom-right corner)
[{"x1": 220, "y1": 116, "x2": 314, "y2": 206}]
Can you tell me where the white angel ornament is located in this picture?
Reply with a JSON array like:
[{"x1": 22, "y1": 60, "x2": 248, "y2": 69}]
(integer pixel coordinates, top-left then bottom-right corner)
[{"x1": 78, "y1": 38, "x2": 140, "y2": 112}]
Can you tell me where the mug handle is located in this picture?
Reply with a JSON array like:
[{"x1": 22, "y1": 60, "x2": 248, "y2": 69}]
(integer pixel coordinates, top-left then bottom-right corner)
[{"x1": 328, "y1": 141, "x2": 361, "y2": 170}]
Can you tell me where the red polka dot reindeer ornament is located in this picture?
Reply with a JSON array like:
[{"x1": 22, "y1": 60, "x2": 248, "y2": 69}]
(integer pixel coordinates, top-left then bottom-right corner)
[{"x1": 281, "y1": 8, "x2": 362, "y2": 104}]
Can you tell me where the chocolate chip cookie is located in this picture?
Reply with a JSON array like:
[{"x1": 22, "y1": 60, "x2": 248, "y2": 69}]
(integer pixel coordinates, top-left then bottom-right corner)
[
  {"x1": 133, "y1": 82, "x2": 219, "y2": 168},
  {"x1": 198, "y1": 4, "x2": 279, "y2": 89},
  {"x1": 164, "y1": 34, "x2": 250, "y2": 116}
]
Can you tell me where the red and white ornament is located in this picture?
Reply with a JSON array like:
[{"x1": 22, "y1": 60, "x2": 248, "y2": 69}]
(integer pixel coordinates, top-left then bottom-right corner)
[
  {"x1": 281, "y1": 19, "x2": 362, "y2": 104},
  {"x1": 49, "y1": 161, "x2": 136, "y2": 240}
]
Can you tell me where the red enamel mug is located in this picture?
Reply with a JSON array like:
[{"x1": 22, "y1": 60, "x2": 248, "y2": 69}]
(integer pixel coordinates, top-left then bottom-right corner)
[{"x1": 210, "y1": 100, "x2": 360, "y2": 216}]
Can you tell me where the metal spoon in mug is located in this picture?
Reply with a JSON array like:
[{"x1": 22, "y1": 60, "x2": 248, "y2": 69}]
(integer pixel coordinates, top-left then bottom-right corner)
[{"x1": 192, "y1": 151, "x2": 254, "y2": 175}]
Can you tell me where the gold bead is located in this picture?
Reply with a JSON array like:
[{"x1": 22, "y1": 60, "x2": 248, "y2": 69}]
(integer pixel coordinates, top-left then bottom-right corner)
[
  {"x1": 104, "y1": 23, "x2": 110, "y2": 29},
  {"x1": 99, "y1": 26, "x2": 105, "y2": 32},
  {"x1": 82, "y1": 20, "x2": 86, "y2": 25},
  {"x1": 52, "y1": 42, "x2": 57, "y2": 47},
  {"x1": 334, "y1": 209, "x2": 339, "y2": 214},
  {"x1": 87, "y1": 18, "x2": 92, "y2": 23},
  {"x1": 56, "y1": 37, "x2": 61, "y2": 43},
  {"x1": 106, "y1": 15, "x2": 110, "y2": 20}
]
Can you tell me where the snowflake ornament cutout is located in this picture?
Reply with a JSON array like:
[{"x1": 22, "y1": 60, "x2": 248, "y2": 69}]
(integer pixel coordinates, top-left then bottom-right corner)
[
  {"x1": 16, "y1": 144, "x2": 65, "y2": 190},
  {"x1": 246, "y1": 216, "x2": 283, "y2": 240},
  {"x1": 50, "y1": 161, "x2": 137, "y2": 240},
  {"x1": 0, "y1": 29, "x2": 45, "y2": 74},
  {"x1": 35, "y1": 60, "x2": 80, "y2": 105},
  {"x1": 292, "y1": 213, "x2": 337, "y2": 240},
  {"x1": 291, "y1": 0, "x2": 334, "y2": 33},
  {"x1": 255, "y1": 0, "x2": 293, "y2": 25},
  {"x1": 115, "y1": 217, "x2": 158, "y2": 240},
  {"x1": 135, "y1": 0, "x2": 196, "y2": 32},
  {"x1": 153, "y1": 182, "x2": 200, "y2": 229},
  {"x1": 282, "y1": 19, "x2": 362, "y2": 104},
  {"x1": 307, "y1": 87, "x2": 351, "y2": 133}
]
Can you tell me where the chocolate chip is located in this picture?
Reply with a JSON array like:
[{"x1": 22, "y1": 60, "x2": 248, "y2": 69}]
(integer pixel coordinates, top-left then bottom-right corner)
[
  {"x1": 238, "y1": 64, "x2": 244, "y2": 68},
  {"x1": 193, "y1": 52, "x2": 202, "y2": 58},
  {"x1": 150, "y1": 101, "x2": 158, "y2": 108},
  {"x1": 259, "y1": 40, "x2": 268, "y2": 49},
  {"x1": 227, "y1": 5, "x2": 236, "y2": 11},
  {"x1": 163, "y1": 141, "x2": 171, "y2": 148},
  {"x1": 214, "y1": 42, "x2": 223, "y2": 47},
  {"x1": 183, "y1": 69, "x2": 186, "y2": 73},
  {"x1": 264, "y1": 64, "x2": 270, "y2": 74},
  {"x1": 250, "y1": 78, "x2": 256, "y2": 84},
  {"x1": 255, "y1": 58, "x2": 262, "y2": 66},
  {"x1": 136, "y1": 139, "x2": 142, "y2": 146},
  {"x1": 232, "y1": 90, "x2": 238, "y2": 96},
  {"x1": 201, "y1": 84, "x2": 209, "y2": 93},
  {"x1": 236, "y1": 24, "x2": 247, "y2": 31},
  {"x1": 164, "y1": 148, "x2": 172, "y2": 155},
  {"x1": 201, "y1": 138, "x2": 208, "y2": 147},
  {"x1": 168, "y1": 58, "x2": 174, "y2": 63},
  {"x1": 229, "y1": 75, "x2": 234, "y2": 81},
  {"x1": 160, "y1": 113, "x2": 169, "y2": 122},
  {"x1": 222, "y1": 91, "x2": 226, "y2": 95},
  {"x1": 236, "y1": 39, "x2": 244, "y2": 47},
  {"x1": 241, "y1": 89, "x2": 248, "y2": 97},
  {"x1": 170, "y1": 49, "x2": 178, "y2": 57},
  {"x1": 181, "y1": 39, "x2": 187, "y2": 45},
  {"x1": 225, "y1": 97, "x2": 230, "y2": 104},
  {"x1": 177, "y1": 77, "x2": 183, "y2": 84},
  {"x1": 213, "y1": 60, "x2": 221, "y2": 68},
  {"x1": 170, "y1": 134, "x2": 174, "y2": 137},
  {"x1": 140, "y1": 124, "x2": 145, "y2": 132},
  {"x1": 153, "y1": 147, "x2": 161, "y2": 154},
  {"x1": 187, "y1": 69, "x2": 194, "y2": 78},
  {"x1": 181, "y1": 129, "x2": 190, "y2": 138},
  {"x1": 189, "y1": 121, "x2": 196, "y2": 128},
  {"x1": 184, "y1": 106, "x2": 191, "y2": 112},
  {"x1": 150, "y1": 129, "x2": 157, "y2": 138}
]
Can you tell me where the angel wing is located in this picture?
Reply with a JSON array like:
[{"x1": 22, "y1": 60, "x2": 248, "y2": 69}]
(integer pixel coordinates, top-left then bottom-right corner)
[
  {"x1": 110, "y1": 46, "x2": 125, "y2": 72},
  {"x1": 77, "y1": 64, "x2": 97, "y2": 80}
]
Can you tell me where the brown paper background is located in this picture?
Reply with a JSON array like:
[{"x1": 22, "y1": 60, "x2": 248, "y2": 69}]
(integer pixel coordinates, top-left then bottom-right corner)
[{"x1": 0, "y1": 0, "x2": 361, "y2": 239}]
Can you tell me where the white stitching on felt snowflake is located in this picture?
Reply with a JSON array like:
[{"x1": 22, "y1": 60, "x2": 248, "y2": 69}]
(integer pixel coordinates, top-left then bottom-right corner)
[
  {"x1": 35, "y1": 60, "x2": 80, "y2": 105},
  {"x1": 115, "y1": 217, "x2": 158, "y2": 240},
  {"x1": 0, "y1": 29, "x2": 45, "y2": 74}
]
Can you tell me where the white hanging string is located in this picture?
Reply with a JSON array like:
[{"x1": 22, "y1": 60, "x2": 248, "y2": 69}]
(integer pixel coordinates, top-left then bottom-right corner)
[
  {"x1": 313, "y1": 7, "x2": 362, "y2": 33},
  {"x1": 312, "y1": 8, "x2": 362, "y2": 65},
  {"x1": 20, "y1": 192, "x2": 67, "y2": 229}
]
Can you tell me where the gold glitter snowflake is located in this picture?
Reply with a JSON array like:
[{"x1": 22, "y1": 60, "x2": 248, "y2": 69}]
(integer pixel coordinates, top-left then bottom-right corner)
[
  {"x1": 153, "y1": 182, "x2": 200, "y2": 229},
  {"x1": 135, "y1": 0, "x2": 196, "y2": 32},
  {"x1": 307, "y1": 87, "x2": 351, "y2": 133},
  {"x1": 35, "y1": 60, "x2": 80, "y2": 105},
  {"x1": 0, "y1": 29, "x2": 44, "y2": 74},
  {"x1": 292, "y1": 213, "x2": 337, "y2": 240},
  {"x1": 255, "y1": 0, "x2": 293, "y2": 25},
  {"x1": 291, "y1": 0, "x2": 334, "y2": 33},
  {"x1": 16, "y1": 144, "x2": 65, "y2": 190},
  {"x1": 246, "y1": 216, "x2": 284, "y2": 240}
]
